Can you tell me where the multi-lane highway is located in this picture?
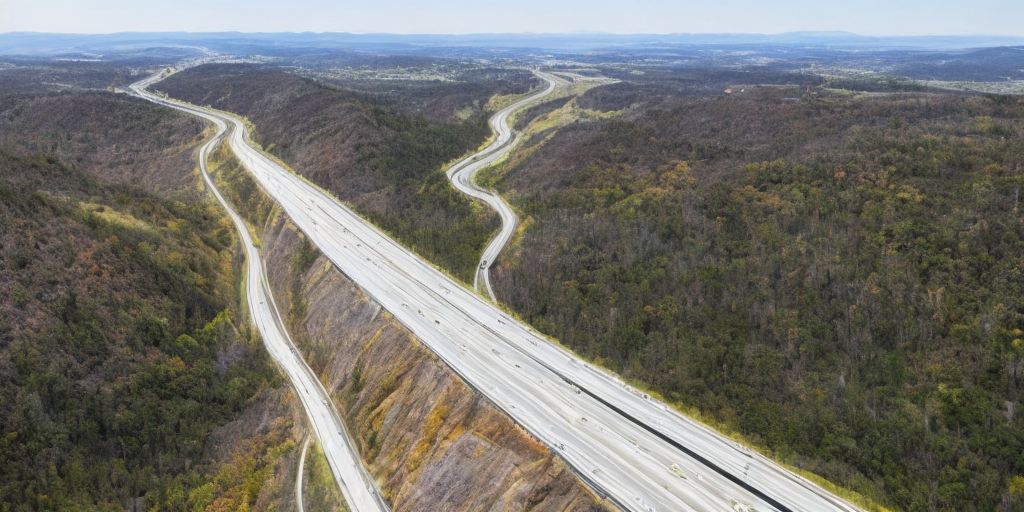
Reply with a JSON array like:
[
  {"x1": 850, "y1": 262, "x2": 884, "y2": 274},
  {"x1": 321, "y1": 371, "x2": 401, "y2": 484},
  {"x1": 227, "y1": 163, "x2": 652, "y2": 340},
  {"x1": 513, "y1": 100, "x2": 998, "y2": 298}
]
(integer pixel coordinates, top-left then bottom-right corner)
[
  {"x1": 133, "y1": 70, "x2": 863, "y2": 512},
  {"x1": 128, "y1": 75, "x2": 388, "y2": 512},
  {"x1": 445, "y1": 70, "x2": 569, "y2": 299}
]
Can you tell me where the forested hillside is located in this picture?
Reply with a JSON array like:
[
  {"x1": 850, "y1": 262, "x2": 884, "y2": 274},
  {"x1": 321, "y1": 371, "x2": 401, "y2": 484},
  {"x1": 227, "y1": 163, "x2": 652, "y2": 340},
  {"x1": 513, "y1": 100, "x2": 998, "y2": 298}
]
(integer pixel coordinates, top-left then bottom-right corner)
[
  {"x1": 491, "y1": 84, "x2": 1024, "y2": 511},
  {"x1": 0, "y1": 92, "x2": 301, "y2": 511},
  {"x1": 155, "y1": 64, "x2": 535, "y2": 281},
  {"x1": 0, "y1": 59, "x2": 138, "y2": 96},
  {"x1": 0, "y1": 92, "x2": 206, "y2": 194}
]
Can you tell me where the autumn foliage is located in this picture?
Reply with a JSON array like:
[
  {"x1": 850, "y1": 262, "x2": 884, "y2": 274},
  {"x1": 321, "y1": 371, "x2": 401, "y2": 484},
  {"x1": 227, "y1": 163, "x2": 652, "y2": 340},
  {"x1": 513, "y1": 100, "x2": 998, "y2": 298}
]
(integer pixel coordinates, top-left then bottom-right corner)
[{"x1": 491, "y1": 85, "x2": 1024, "y2": 511}]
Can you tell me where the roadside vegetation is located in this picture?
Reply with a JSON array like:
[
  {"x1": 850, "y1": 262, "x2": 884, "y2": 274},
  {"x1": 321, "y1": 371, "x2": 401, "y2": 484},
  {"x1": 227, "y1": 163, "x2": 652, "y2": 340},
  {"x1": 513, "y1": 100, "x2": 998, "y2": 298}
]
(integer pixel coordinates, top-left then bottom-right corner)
[
  {"x1": 490, "y1": 80, "x2": 1024, "y2": 511},
  {"x1": 300, "y1": 440, "x2": 349, "y2": 512},
  {"x1": 0, "y1": 91, "x2": 300, "y2": 511}
]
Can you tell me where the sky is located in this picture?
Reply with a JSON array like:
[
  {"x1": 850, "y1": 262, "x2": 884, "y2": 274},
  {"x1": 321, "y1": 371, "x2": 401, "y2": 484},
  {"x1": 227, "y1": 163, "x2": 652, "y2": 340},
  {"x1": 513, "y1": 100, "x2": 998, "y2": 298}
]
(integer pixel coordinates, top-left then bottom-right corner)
[{"x1": 2, "y1": 0, "x2": 1023, "y2": 36}]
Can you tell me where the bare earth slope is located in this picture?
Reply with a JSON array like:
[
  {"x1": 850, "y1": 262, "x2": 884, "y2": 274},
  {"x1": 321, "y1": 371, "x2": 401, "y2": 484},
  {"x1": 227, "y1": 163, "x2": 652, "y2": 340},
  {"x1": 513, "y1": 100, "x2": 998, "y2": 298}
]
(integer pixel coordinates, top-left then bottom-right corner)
[{"x1": 260, "y1": 212, "x2": 613, "y2": 512}]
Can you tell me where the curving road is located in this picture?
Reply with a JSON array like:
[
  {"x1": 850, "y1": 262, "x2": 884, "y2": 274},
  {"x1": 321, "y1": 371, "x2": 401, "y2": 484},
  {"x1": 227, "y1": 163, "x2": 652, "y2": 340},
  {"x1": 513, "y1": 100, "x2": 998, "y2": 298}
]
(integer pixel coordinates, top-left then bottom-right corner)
[
  {"x1": 446, "y1": 70, "x2": 568, "y2": 299},
  {"x1": 133, "y1": 71, "x2": 863, "y2": 512},
  {"x1": 129, "y1": 74, "x2": 389, "y2": 512},
  {"x1": 296, "y1": 437, "x2": 311, "y2": 512}
]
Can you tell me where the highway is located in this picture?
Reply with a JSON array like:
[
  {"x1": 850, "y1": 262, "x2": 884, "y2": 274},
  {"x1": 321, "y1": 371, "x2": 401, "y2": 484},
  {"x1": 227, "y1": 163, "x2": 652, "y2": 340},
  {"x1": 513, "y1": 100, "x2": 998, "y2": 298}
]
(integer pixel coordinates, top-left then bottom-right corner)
[
  {"x1": 445, "y1": 70, "x2": 569, "y2": 299},
  {"x1": 133, "y1": 71, "x2": 863, "y2": 512},
  {"x1": 128, "y1": 74, "x2": 389, "y2": 512}
]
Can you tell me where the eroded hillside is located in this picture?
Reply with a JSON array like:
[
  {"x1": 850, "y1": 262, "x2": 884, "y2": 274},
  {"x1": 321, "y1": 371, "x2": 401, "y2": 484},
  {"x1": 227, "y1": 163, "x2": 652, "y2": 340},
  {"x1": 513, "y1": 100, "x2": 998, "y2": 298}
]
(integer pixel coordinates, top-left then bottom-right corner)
[{"x1": 259, "y1": 211, "x2": 614, "y2": 512}]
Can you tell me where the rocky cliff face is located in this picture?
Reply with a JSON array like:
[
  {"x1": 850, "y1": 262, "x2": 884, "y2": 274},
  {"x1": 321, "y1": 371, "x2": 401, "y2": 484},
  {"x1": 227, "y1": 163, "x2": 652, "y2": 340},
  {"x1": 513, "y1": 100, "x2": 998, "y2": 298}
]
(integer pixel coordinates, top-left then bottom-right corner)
[{"x1": 260, "y1": 212, "x2": 614, "y2": 512}]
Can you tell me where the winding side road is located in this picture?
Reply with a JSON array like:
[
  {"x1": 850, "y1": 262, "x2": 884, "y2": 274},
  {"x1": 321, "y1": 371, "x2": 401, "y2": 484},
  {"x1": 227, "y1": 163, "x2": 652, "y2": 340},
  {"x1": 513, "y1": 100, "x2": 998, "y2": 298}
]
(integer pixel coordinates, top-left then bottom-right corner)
[
  {"x1": 129, "y1": 75, "x2": 389, "y2": 512},
  {"x1": 446, "y1": 70, "x2": 569, "y2": 299},
  {"x1": 296, "y1": 437, "x2": 311, "y2": 512}
]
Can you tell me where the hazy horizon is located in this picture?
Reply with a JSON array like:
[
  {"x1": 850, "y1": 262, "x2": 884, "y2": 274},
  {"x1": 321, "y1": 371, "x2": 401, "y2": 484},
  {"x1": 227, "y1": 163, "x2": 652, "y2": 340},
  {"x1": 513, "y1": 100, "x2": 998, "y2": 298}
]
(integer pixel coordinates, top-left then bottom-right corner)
[
  {"x1": 1, "y1": 29, "x2": 1022, "y2": 38},
  {"x1": 2, "y1": 0, "x2": 1022, "y2": 38}
]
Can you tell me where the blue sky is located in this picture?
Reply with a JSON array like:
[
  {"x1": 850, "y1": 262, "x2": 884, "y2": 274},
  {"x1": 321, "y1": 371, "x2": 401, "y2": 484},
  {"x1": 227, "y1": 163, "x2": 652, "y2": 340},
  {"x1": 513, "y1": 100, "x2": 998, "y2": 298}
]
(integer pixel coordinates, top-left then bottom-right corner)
[{"x1": 2, "y1": 0, "x2": 1022, "y2": 36}]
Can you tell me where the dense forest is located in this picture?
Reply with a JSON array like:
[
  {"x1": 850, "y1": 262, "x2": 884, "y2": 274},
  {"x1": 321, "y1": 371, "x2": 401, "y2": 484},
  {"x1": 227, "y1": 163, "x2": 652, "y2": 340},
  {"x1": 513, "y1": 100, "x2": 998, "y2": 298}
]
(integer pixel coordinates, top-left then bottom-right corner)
[
  {"x1": 155, "y1": 64, "x2": 537, "y2": 281},
  {"x1": 489, "y1": 83, "x2": 1024, "y2": 511},
  {"x1": 0, "y1": 92, "x2": 301, "y2": 511}
]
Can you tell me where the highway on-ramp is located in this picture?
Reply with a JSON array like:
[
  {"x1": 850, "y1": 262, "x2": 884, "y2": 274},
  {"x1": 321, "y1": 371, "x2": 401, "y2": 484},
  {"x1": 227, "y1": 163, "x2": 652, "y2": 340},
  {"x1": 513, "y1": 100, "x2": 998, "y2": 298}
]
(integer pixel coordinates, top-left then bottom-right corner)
[
  {"x1": 129, "y1": 74, "x2": 389, "y2": 512},
  {"x1": 134, "y1": 70, "x2": 863, "y2": 512}
]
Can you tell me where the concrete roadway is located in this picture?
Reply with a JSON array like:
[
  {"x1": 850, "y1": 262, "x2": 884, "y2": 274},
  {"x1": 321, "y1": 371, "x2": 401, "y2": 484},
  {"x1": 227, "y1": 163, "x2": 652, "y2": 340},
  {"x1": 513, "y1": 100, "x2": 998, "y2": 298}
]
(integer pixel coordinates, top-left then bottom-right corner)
[
  {"x1": 129, "y1": 75, "x2": 389, "y2": 512},
  {"x1": 133, "y1": 72, "x2": 863, "y2": 512}
]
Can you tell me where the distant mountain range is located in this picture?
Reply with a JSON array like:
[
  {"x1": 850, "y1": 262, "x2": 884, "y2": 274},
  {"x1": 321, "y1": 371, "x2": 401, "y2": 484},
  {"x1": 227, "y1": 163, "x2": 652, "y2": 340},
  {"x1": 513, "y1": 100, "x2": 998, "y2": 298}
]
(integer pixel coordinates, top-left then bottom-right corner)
[{"x1": 3, "y1": 30, "x2": 1023, "y2": 56}]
